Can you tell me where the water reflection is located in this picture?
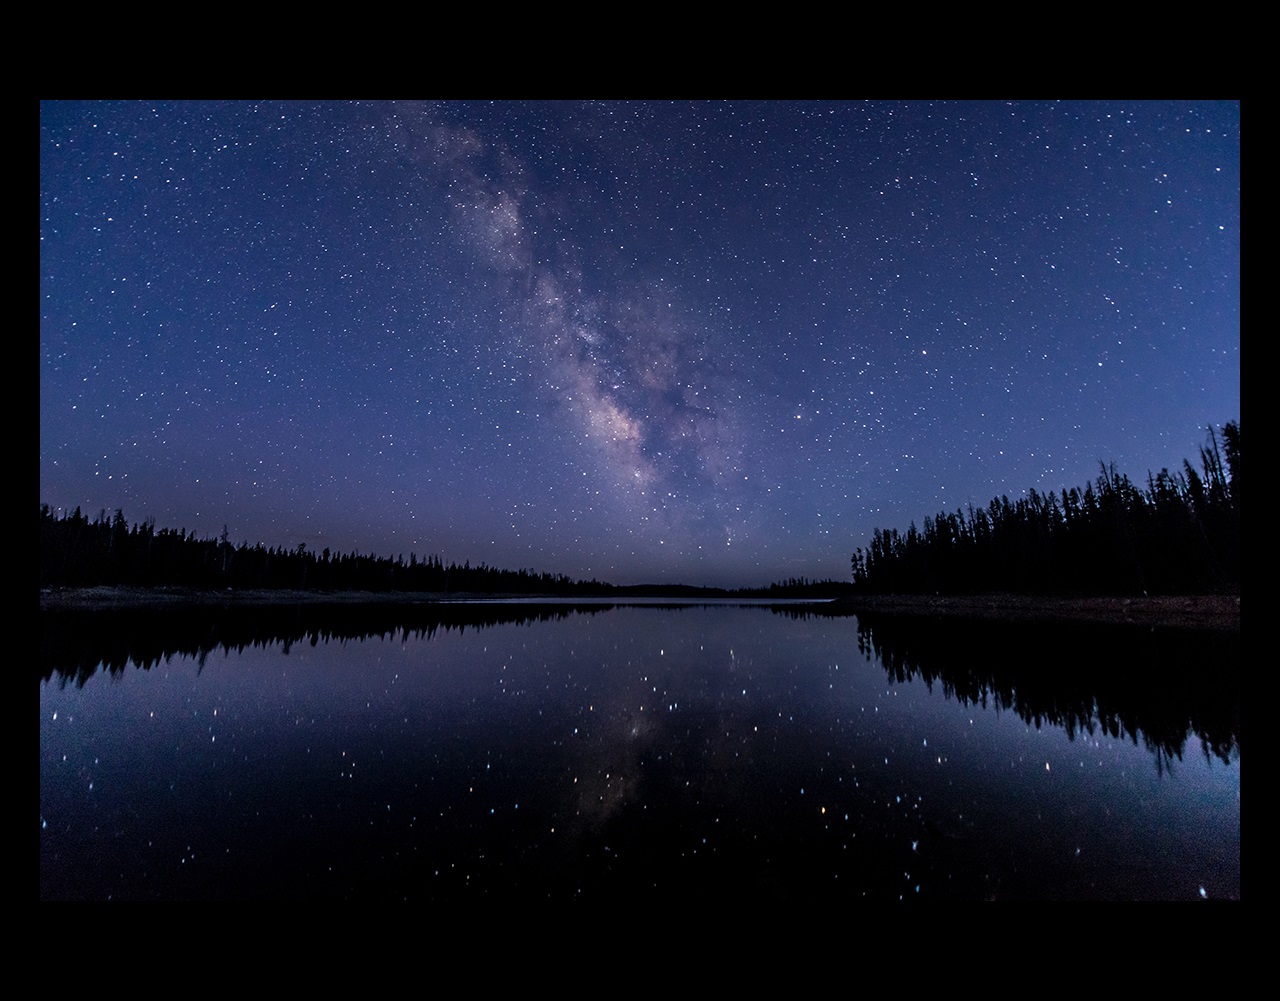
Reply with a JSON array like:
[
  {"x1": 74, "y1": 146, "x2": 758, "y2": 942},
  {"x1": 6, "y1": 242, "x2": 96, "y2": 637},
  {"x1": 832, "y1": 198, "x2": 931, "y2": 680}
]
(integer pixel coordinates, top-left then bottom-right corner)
[
  {"x1": 40, "y1": 601, "x2": 619, "y2": 685},
  {"x1": 775, "y1": 605, "x2": 1240, "y2": 774},
  {"x1": 40, "y1": 601, "x2": 1239, "y2": 901}
]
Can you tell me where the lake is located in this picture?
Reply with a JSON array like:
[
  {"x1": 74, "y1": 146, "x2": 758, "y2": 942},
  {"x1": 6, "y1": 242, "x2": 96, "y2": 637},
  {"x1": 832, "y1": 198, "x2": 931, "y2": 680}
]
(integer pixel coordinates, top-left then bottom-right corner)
[{"x1": 39, "y1": 599, "x2": 1239, "y2": 901}]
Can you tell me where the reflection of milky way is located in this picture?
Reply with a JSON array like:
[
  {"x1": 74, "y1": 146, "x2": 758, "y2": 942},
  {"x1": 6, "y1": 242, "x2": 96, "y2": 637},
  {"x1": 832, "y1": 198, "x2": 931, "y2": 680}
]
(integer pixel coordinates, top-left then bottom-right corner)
[
  {"x1": 572, "y1": 710, "x2": 655, "y2": 831},
  {"x1": 391, "y1": 103, "x2": 745, "y2": 532}
]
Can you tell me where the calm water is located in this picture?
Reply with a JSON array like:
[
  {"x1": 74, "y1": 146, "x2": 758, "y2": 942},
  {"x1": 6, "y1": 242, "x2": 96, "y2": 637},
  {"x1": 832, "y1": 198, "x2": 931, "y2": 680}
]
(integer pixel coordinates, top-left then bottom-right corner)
[{"x1": 39, "y1": 601, "x2": 1239, "y2": 901}]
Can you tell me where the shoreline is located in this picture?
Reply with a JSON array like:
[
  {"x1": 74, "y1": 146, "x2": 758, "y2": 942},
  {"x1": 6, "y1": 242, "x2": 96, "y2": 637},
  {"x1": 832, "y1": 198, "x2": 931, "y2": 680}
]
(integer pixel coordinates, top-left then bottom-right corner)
[
  {"x1": 39, "y1": 586, "x2": 1240, "y2": 630},
  {"x1": 831, "y1": 592, "x2": 1240, "y2": 631},
  {"x1": 37, "y1": 586, "x2": 543, "y2": 609}
]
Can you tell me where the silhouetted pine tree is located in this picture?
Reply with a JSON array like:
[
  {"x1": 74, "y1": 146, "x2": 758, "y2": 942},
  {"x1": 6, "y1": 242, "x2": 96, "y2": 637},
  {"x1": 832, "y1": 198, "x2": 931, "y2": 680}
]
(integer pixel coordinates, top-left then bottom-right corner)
[
  {"x1": 38, "y1": 505, "x2": 613, "y2": 597},
  {"x1": 850, "y1": 421, "x2": 1239, "y2": 596}
]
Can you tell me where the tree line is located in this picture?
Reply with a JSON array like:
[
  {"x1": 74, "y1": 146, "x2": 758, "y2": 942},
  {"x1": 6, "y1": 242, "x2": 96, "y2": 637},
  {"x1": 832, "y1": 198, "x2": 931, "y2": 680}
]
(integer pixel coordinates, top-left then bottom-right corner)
[
  {"x1": 37, "y1": 508, "x2": 859, "y2": 599},
  {"x1": 850, "y1": 421, "x2": 1239, "y2": 596},
  {"x1": 38, "y1": 507, "x2": 611, "y2": 596}
]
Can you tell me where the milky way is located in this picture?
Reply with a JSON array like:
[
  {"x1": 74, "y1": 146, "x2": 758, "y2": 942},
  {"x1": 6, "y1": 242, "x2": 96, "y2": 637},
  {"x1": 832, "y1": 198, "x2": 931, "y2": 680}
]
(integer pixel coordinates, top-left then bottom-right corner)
[{"x1": 40, "y1": 101, "x2": 1239, "y2": 586}]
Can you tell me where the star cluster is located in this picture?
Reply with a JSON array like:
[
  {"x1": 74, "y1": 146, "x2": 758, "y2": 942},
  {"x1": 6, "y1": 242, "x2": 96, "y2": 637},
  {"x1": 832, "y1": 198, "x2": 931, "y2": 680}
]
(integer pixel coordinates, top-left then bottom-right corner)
[{"x1": 40, "y1": 100, "x2": 1240, "y2": 587}]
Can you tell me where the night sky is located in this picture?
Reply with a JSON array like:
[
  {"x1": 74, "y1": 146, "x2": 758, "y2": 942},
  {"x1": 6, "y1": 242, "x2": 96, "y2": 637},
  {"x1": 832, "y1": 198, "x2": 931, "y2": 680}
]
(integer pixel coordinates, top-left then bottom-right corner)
[{"x1": 39, "y1": 100, "x2": 1239, "y2": 588}]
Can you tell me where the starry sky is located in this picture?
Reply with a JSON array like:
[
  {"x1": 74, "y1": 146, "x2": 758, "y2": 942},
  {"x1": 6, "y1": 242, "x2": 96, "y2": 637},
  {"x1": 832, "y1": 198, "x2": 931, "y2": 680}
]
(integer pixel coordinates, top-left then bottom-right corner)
[{"x1": 39, "y1": 100, "x2": 1239, "y2": 588}]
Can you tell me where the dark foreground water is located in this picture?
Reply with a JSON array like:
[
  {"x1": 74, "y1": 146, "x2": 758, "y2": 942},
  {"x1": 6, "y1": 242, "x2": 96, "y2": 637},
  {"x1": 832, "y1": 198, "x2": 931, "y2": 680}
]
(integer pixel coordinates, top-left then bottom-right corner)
[{"x1": 39, "y1": 600, "x2": 1239, "y2": 901}]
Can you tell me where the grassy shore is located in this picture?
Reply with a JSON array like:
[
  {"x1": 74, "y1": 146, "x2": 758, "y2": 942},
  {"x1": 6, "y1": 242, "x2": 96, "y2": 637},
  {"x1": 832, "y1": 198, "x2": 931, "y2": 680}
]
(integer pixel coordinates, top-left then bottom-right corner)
[{"x1": 832, "y1": 592, "x2": 1240, "y2": 631}]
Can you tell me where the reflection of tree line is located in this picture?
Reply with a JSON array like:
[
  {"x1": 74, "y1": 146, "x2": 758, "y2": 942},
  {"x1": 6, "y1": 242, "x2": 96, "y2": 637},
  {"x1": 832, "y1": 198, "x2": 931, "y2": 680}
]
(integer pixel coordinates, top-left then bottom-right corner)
[
  {"x1": 40, "y1": 602, "x2": 615, "y2": 687},
  {"x1": 44, "y1": 599, "x2": 1240, "y2": 776},
  {"x1": 773, "y1": 604, "x2": 1239, "y2": 770},
  {"x1": 851, "y1": 422, "x2": 1240, "y2": 596}
]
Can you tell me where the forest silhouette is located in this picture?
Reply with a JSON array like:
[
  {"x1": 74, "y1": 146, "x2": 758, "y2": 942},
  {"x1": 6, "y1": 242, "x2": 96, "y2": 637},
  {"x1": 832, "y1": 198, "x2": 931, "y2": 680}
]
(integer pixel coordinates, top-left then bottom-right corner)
[
  {"x1": 850, "y1": 421, "x2": 1239, "y2": 596},
  {"x1": 38, "y1": 506, "x2": 614, "y2": 596},
  {"x1": 37, "y1": 502, "x2": 850, "y2": 598},
  {"x1": 40, "y1": 420, "x2": 1237, "y2": 599}
]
